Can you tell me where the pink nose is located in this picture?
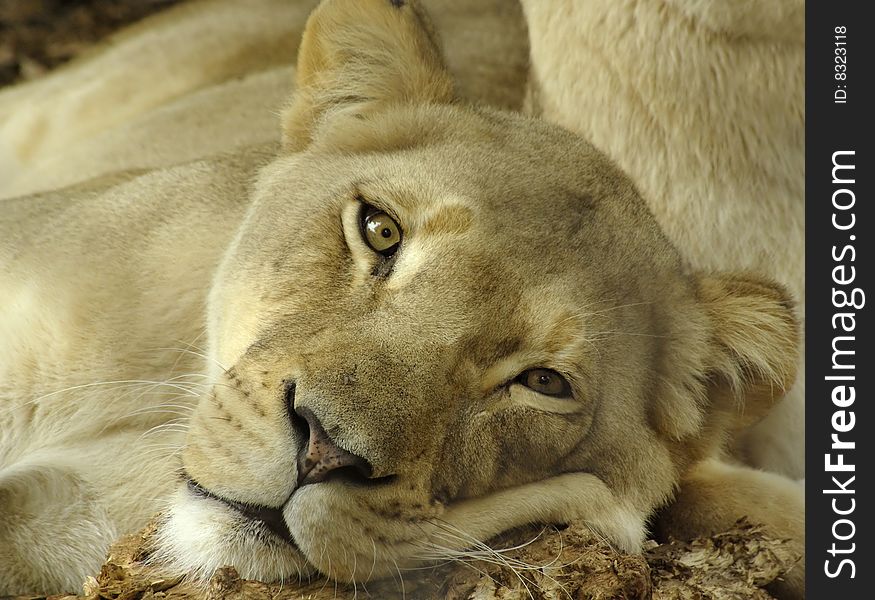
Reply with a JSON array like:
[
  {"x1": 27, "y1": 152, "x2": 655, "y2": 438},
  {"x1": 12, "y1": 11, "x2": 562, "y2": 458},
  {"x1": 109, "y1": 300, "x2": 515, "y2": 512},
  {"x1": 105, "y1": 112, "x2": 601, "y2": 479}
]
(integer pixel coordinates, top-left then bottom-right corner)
[{"x1": 295, "y1": 407, "x2": 372, "y2": 487}]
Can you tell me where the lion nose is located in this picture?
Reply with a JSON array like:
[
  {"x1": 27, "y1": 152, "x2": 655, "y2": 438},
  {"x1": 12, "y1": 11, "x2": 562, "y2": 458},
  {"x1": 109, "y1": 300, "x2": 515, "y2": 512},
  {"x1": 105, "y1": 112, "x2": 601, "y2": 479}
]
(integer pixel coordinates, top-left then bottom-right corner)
[{"x1": 294, "y1": 406, "x2": 373, "y2": 487}]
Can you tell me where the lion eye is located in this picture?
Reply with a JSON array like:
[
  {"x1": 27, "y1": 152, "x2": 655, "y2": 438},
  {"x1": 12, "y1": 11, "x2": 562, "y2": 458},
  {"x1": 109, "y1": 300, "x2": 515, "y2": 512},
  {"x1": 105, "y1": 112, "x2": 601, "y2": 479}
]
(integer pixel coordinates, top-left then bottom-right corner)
[
  {"x1": 361, "y1": 206, "x2": 402, "y2": 257},
  {"x1": 518, "y1": 368, "x2": 572, "y2": 398}
]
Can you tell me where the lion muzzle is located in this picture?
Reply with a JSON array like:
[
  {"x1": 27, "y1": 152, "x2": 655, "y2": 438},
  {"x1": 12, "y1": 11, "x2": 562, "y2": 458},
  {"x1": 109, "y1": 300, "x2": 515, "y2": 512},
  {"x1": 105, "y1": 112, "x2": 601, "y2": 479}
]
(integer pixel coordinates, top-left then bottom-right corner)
[{"x1": 294, "y1": 405, "x2": 375, "y2": 487}]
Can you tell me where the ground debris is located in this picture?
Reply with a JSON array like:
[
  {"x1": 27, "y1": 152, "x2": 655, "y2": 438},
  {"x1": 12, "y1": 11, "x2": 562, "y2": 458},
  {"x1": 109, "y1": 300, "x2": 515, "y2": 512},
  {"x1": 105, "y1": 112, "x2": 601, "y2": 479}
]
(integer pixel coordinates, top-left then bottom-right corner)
[
  {"x1": 12, "y1": 518, "x2": 796, "y2": 600},
  {"x1": 647, "y1": 521, "x2": 799, "y2": 600}
]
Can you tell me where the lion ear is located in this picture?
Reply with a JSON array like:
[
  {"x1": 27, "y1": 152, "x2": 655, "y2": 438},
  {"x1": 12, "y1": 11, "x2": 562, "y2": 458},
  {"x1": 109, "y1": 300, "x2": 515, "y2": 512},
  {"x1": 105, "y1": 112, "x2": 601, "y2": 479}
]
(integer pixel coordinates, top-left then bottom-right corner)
[
  {"x1": 652, "y1": 272, "x2": 800, "y2": 443},
  {"x1": 281, "y1": 0, "x2": 455, "y2": 152},
  {"x1": 697, "y1": 274, "x2": 800, "y2": 429}
]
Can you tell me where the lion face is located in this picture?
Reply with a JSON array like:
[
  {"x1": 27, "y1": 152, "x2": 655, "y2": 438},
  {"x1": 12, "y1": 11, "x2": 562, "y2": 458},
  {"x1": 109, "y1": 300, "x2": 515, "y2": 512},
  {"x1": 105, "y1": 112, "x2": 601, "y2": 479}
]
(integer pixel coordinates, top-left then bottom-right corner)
[{"x1": 155, "y1": 0, "x2": 798, "y2": 584}]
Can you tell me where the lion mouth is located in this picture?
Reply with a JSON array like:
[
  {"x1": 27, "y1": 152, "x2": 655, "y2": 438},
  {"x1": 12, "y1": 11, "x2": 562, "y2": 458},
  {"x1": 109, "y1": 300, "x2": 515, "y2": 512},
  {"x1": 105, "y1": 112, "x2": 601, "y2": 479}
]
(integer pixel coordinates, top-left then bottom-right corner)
[{"x1": 185, "y1": 478, "x2": 299, "y2": 549}]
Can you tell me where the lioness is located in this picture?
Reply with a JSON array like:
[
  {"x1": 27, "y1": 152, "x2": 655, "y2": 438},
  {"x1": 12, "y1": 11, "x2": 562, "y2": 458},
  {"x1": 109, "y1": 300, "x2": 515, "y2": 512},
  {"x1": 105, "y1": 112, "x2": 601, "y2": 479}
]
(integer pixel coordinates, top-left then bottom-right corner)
[{"x1": 0, "y1": 0, "x2": 802, "y2": 597}]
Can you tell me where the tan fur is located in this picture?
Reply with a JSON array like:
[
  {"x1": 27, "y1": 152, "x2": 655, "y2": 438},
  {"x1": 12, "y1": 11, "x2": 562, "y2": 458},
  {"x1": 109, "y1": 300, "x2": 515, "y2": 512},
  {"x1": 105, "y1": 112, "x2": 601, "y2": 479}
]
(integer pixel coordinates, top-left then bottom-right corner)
[
  {"x1": 0, "y1": 0, "x2": 527, "y2": 199},
  {"x1": 519, "y1": 2, "x2": 805, "y2": 596},
  {"x1": 520, "y1": 0, "x2": 805, "y2": 480},
  {"x1": 1, "y1": 0, "x2": 800, "y2": 596},
  {"x1": 0, "y1": 0, "x2": 316, "y2": 193}
]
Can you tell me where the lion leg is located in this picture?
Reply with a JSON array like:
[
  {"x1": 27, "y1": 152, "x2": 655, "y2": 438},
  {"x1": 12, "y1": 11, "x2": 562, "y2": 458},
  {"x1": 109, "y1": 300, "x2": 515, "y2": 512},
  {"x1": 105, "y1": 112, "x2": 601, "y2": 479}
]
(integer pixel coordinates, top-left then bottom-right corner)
[
  {"x1": 0, "y1": 457, "x2": 117, "y2": 595},
  {"x1": 655, "y1": 458, "x2": 805, "y2": 600},
  {"x1": 430, "y1": 472, "x2": 647, "y2": 554}
]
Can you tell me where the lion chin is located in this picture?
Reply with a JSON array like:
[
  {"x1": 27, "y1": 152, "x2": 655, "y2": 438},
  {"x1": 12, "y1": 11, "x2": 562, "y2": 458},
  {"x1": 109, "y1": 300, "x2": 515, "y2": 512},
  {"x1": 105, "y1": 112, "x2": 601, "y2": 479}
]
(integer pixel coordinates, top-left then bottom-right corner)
[{"x1": 155, "y1": 472, "x2": 648, "y2": 584}]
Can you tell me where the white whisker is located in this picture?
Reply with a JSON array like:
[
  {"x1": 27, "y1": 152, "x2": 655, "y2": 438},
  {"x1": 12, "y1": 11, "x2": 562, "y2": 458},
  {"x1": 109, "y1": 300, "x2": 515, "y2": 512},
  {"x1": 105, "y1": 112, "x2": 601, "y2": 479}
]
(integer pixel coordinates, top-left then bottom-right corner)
[
  {"x1": 154, "y1": 346, "x2": 229, "y2": 373},
  {"x1": 413, "y1": 519, "x2": 580, "y2": 600}
]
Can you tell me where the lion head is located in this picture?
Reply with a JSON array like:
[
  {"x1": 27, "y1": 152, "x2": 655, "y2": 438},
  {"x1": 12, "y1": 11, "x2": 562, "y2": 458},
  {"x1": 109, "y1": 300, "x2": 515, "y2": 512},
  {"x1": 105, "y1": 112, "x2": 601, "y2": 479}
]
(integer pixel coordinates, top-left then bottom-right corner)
[{"x1": 154, "y1": 0, "x2": 798, "y2": 584}]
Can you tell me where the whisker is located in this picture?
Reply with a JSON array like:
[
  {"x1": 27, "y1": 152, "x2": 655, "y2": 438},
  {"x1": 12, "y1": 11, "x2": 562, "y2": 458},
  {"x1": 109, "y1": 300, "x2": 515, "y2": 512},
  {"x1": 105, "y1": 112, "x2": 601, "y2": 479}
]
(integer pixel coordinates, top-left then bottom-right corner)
[
  {"x1": 393, "y1": 559, "x2": 406, "y2": 600},
  {"x1": 423, "y1": 522, "x2": 535, "y2": 600},
  {"x1": 153, "y1": 346, "x2": 229, "y2": 374},
  {"x1": 586, "y1": 300, "x2": 653, "y2": 316},
  {"x1": 368, "y1": 537, "x2": 378, "y2": 582},
  {"x1": 2, "y1": 379, "x2": 202, "y2": 416},
  {"x1": 417, "y1": 519, "x2": 580, "y2": 599},
  {"x1": 166, "y1": 331, "x2": 208, "y2": 374},
  {"x1": 121, "y1": 402, "x2": 197, "y2": 416},
  {"x1": 585, "y1": 330, "x2": 668, "y2": 339},
  {"x1": 138, "y1": 419, "x2": 191, "y2": 442}
]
